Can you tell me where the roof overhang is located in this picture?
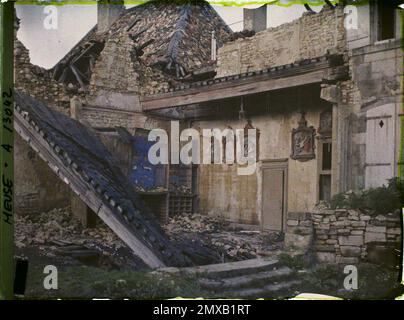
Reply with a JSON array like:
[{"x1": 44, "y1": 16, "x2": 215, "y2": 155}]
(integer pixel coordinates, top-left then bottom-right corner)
[{"x1": 141, "y1": 54, "x2": 348, "y2": 112}]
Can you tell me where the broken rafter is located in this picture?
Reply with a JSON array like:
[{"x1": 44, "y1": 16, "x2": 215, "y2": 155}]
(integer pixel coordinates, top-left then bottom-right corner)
[
  {"x1": 324, "y1": 0, "x2": 336, "y2": 9},
  {"x1": 304, "y1": 3, "x2": 316, "y2": 13},
  {"x1": 70, "y1": 64, "x2": 85, "y2": 89},
  {"x1": 164, "y1": 4, "x2": 191, "y2": 78},
  {"x1": 126, "y1": 18, "x2": 141, "y2": 32},
  {"x1": 130, "y1": 28, "x2": 147, "y2": 41},
  {"x1": 135, "y1": 38, "x2": 155, "y2": 57}
]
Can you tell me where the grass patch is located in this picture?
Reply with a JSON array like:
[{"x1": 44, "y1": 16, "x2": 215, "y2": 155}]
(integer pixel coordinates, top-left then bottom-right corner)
[
  {"x1": 300, "y1": 263, "x2": 403, "y2": 299},
  {"x1": 24, "y1": 265, "x2": 204, "y2": 299}
]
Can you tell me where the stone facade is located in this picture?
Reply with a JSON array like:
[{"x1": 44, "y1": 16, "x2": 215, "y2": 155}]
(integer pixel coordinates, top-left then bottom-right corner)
[
  {"x1": 337, "y1": 4, "x2": 403, "y2": 191},
  {"x1": 216, "y1": 6, "x2": 346, "y2": 77},
  {"x1": 285, "y1": 208, "x2": 401, "y2": 264},
  {"x1": 196, "y1": 93, "x2": 331, "y2": 224}
]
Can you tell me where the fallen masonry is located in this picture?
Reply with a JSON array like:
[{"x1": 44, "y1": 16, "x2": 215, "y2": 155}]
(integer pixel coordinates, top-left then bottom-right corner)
[{"x1": 14, "y1": 91, "x2": 191, "y2": 268}]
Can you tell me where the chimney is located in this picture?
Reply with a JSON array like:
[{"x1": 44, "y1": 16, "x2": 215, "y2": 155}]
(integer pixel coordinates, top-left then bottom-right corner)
[
  {"x1": 243, "y1": 4, "x2": 267, "y2": 33},
  {"x1": 211, "y1": 31, "x2": 217, "y2": 61},
  {"x1": 97, "y1": 0, "x2": 125, "y2": 34}
]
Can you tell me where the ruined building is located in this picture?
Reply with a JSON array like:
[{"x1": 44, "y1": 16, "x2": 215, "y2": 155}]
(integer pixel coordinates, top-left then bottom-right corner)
[{"x1": 13, "y1": 1, "x2": 403, "y2": 266}]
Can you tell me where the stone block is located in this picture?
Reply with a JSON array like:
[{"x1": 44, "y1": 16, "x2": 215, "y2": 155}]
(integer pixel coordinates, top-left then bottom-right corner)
[
  {"x1": 366, "y1": 226, "x2": 386, "y2": 233},
  {"x1": 337, "y1": 229, "x2": 351, "y2": 235},
  {"x1": 365, "y1": 232, "x2": 386, "y2": 243},
  {"x1": 316, "y1": 245, "x2": 335, "y2": 252},
  {"x1": 386, "y1": 228, "x2": 401, "y2": 235},
  {"x1": 351, "y1": 221, "x2": 366, "y2": 228},
  {"x1": 288, "y1": 226, "x2": 313, "y2": 236},
  {"x1": 336, "y1": 257, "x2": 359, "y2": 264},
  {"x1": 340, "y1": 246, "x2": 361, "y2": 257},
  {"x1": 334, "y1": 221, "x2": 349, "y2": 227},
  {"x1": 287, "y1": 219, "x2": 299, "y2": 226},
  {"x1": 338, "y1": 235, "x2": 363, "y2": 246},
  {"x1": 288, "y1": 212, "x2": 311, "y2": 220},
  {"x1": 317, "y1": 224, "x2": 330, "y2": 230},
  {"x1": 300, "y1": 220, "x2": 313, "y2": 227},
  {"x1": 335, "y1": 209, "x2": 348, "y2": 218}
]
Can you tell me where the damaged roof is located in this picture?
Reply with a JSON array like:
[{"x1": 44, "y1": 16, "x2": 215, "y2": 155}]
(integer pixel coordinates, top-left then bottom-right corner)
[
  {"x1": 51, "y1": 0, "x2": 232, "y2": 92},
  {"x1": 14, "y1": 91, "x2": 192, "y2": 268}
]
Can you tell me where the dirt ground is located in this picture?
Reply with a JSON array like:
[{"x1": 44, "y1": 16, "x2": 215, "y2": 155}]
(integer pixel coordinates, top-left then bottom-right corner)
[{"x1": 14, "y1": 207, "x2": 403, "y2": 299}]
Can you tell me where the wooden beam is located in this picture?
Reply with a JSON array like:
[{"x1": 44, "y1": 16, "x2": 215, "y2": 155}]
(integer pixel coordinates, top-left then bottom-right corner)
[{"x1": 141, "y1": 67, "x2": 327, "y2": 111}]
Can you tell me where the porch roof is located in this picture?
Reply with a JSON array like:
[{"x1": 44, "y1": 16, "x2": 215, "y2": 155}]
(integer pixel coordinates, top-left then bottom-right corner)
[{"x1": 141, "y1": 54, "x2": 348, "y2": 111}]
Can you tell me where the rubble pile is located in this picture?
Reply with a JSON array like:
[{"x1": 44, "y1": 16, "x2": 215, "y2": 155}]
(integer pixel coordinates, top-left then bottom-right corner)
[
  {"x1": 165, "y1": 213, "x2": 227, "y2": 234},
  {"x1": 15, "y1": 207, "x2": 141, "y2": 269},
  {"x1": 165, "y1": 213, "x2": 283, "y2": 261}
]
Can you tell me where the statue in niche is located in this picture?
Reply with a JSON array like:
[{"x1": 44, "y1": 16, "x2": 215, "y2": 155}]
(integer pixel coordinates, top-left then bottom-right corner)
[
  {"x1": 243, "y1": 119, "x2": 260, "y2": 160},
  {"x1": 291, "y1": 112, "x2": 316, "y2": 162}
]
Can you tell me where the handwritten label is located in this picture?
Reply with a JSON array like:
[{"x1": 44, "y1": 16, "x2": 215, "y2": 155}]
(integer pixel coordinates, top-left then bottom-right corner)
[{"x1": 2, "y1": 88, "x2": 13, "y2": 225}]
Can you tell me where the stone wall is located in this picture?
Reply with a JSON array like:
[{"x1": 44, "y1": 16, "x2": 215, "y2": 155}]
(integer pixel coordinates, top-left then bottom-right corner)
[
  {"x1": 285, "y1": 208, "x2": 401, "y2": 265},
  {"x1": 337, "y1": 3, "x2": 403, "y2": 191},
  {"x1": 339, "y1": 41, "x2": 403, "y2": 191},
  {"x1": 14, "y1": 38, "x2": 73, "y2": 216},
  {"x1": 284, "y1": 212, "x2": 314, "y2": 255},
  {"x1": 216, "y1": 6, "x2": 346, "y2": 77},
  {"x1": 14, "y1": 39, "x2": 72, "y2": 114},
  {"x1": 14, "y1": 135, "x2": 71, "y2": 216}
]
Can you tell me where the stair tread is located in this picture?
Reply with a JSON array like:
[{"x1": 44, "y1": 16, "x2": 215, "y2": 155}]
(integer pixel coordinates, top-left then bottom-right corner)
[
  {"x1": 181, "y1": 258, "x2": 279, "y2": 276},
  {"x1": 199, "y1": 266, "x2": 293, "y2": 290}
]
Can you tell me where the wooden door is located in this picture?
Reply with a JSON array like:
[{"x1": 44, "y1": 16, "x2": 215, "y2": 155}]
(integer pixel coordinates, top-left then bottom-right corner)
[
  {"x1": 365, "y1": 104, "x2": 395, "y2": 188},
  {"x1": 262, "y1": 160, "x2": 288, "y2": 232}
]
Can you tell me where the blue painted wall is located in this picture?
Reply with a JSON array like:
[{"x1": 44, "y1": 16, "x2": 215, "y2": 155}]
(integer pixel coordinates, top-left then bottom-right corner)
[{"x1": 132, "y1": 134, "x2": 165, "y2": 191}]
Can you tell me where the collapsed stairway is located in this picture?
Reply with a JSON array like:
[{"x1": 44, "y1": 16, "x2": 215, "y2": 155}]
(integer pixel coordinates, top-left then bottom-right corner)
[
  {"x1": 14, "y1": 91, "x2": 191, "y2": 269},
  {"x1": 157, "y1": 258, "x2": 302, "y2": 299}
]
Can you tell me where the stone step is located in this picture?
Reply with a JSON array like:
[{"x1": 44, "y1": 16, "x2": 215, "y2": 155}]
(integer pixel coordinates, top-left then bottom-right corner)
[
  {"x1": 154, "y1": 258, "x2": 280, "y2": 278},
  {"x1": 220, "y1": 280, "x2": 302, "y2": 299},
  {"x1": 199, "y1": 266, "x2": 293, "y2": 291},
  {"x1": 180, "y1": 258, "x2": 280, "y2": 278}
]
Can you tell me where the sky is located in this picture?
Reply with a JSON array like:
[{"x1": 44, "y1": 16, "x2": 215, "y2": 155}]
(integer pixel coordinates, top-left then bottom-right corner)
[{"x1": 15, "y1": 3, "x2": 323, "y2": 69}]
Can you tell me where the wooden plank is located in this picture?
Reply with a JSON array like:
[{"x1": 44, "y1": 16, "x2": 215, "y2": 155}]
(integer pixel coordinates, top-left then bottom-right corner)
[
  {"x1": 141, "y1": 67, "x2": 327, "y2": 111},
  {"x1": 0, "y1": 2, "x2": 14, "y2": 300},
  {"x1": 14, "y1": 111, "x2": 166, "y2": 269}
]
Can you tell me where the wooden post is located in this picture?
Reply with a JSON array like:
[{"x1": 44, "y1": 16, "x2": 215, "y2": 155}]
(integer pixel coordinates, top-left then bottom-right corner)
[{"x1": 0, "y1": 1, "x2": 14, "y2": 300}]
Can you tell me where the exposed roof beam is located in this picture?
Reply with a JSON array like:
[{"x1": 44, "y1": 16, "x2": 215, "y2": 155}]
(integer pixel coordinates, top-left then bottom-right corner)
[{"x1": 141, "y1": 55, "x2": 345, "y2": 111}]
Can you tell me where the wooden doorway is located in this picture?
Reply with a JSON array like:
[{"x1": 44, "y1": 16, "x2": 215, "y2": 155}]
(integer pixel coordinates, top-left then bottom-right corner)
[{"x1": 261, "y1": 159, "x2": 288, "y2": 232}]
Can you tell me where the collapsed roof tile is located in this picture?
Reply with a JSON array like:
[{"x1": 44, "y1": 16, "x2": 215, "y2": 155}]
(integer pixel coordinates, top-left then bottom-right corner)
[{"x1": 14, "y1": 91, "x2": 192, "y2": 268}]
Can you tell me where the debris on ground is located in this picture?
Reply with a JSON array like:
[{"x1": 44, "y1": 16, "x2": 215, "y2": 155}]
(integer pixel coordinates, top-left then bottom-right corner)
[
  {"x1": 164, "y1": 213, "x2": 283, "y2": 262},
  {"x1": 15, "y1": 208, "x2": 283, "y2": 269},
  {"x1": 15, "y1": 207, "x2": 145, "y2": 270}
]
